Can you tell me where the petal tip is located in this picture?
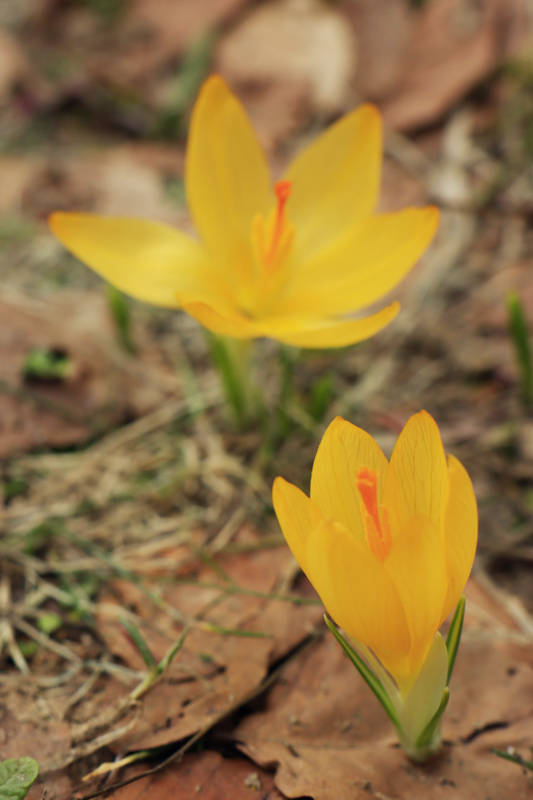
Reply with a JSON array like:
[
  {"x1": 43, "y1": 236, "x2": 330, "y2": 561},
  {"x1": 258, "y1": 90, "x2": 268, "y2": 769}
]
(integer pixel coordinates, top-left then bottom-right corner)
[
  {"x1": 325, "y1": 415, "x2": 351, "y2": 437},
  {"x1": 197, "y1": 73, "x2": 231, "y2": 105},
  {"x1": 415, "y1": 409, "x2": 435, "y2": 423},
  {"x1": 427, "y1": 204, "x2": 440, "y2": 222},
  {"x1": 359, "y1": 102, "x2": 381, "y2": 124},
  {"x1": 402, "y1": 411, "x2": 447, "y2": 469},
  {"x1": 355, "y1": 102, "x2": 382, "y2": 149},
  {"x1": 48, "y1": 211, "x2": 66, "y2": 232},
  {"x1": 422, "y1": 205, "x2": 440, "y2": 238},
  {"x1": 408, "y1": 409, "x2": 441, "y2": 435},
  {"x1": 205, "y1": 73, "x2": 228, "y2": 90},
  {"x1": 387, "y1": 299, "x2": 401, "y2": 318},
  {"x1": 272, "y1": 475, "x2": 287, "y2": 497}
]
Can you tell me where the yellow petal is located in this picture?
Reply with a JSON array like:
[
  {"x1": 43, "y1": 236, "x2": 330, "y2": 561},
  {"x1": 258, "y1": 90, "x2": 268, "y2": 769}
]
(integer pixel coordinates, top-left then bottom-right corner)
[
  {"x1": 277, "y1": 206, "x2": 439, "y2": 317},
  {"x1": 284, "y1": 104, "x2": 381, "y2": 259},
  {"x1": 308, "y1": 518, "x2": 411, "y2": 682},
  {"x1": 184, "y1": 298, "x2": 398, "y2": 347},
  {"x1": 49, "y1": 213, "x2": 209, "y2": 307},
  {"x1": 185, "y1": 75, "x2": 272, "y2": 277},
  {"x1": 440, "y1": 454, "x2": 478, "y2": 621},
  {"x1": 385, "y1": 411, "x2": 449, "y2": 537},
  {"x1": 182, "y1": 300, "x2": 256, "y2": 339},
  {"x1": 310, "y1": 416, "x2": 388, "y2": 538},
  {"x1": 385, "y1": 514, "x2": 447, "y2": 682},
  {"x1": 272, "y1": 477, "x2": 319, "y2": 572},
  {"x1": 259, "y1": 301, "x2": 399, "y2": 348},
  {"x1": 273, "y1": 476, "x2": 411, "y2": 681}
]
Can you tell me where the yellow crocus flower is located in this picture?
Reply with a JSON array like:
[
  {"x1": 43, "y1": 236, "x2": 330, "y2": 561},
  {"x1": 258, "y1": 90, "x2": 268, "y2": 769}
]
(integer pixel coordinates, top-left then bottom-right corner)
[
  {"x1": 49, "y1": 76, "x2": 439, "y2": 349},
  {"x1": 273, "y1": 411, "x2": 477, "y2": 757}
]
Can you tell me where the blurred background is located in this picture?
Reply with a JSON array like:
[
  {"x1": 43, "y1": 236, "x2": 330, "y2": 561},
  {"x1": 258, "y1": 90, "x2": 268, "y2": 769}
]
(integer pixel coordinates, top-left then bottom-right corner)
[
  {"x1": 2, "y1": 1, "x2": 533, "y2": 794},
  {"x1": 2, "y1": 0, "x2": 533, "y2": 595}
]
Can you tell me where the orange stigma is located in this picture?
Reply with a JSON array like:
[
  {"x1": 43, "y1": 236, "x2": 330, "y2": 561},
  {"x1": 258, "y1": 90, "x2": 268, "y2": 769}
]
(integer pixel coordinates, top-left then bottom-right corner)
[
  {"x1": 264, "y1": 180, "x2": 292, "y2": 266},
  {"x1": 251, "y1": 180, "x2": 294, "y2": 278},
  {"x1": 356, "y1": 467, "x2": 391, "y2": 562}
]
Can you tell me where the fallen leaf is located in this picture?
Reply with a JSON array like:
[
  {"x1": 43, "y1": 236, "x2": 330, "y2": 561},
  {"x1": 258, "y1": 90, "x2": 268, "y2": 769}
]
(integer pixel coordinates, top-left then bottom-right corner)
[
  {"x1": 0, "y1": 291, "x2": 179, "y2": 459},
  {"x1": 0, "y1": 156, "x2": 46, "y2": 216},
  {"x1": 102, "y1": 751, "x2": 285, "y2": 800},
  {"x1": 0, "y1": 689, "x2": 72, "y2": 799},
  {"x1": 343, "y1": 0, "x2": 411, "y2": 101},
  {"x1": 216, "y1": 0, "x2": 356, "y2": 147},
  {"x1": 235, "y1": 576, "x2": 533, "y2": 800},
  {"x1": 379, "y1": 158, "x2": 429, "y2": 213},
  {"x1": 347, "y1": 0, "x2": 531, "y2": 131},
  {"x1": 225, "y1": 80, "x2": 311, "y2": 154},
  {"x1": 468, "y1": 261, "x2": 533, "y2": 330},
  {"x1": 10, "y1": 143, "x2": 185, "y2": 224},
  {"x1": 9, "y1": 0, "x2": 248, "y2": 125},
  {"x1": 0, "y1": 27, "x2": 30, "y2": 104},
  {"x1": 96, "y1": 529, "x2": 322, "y2": 752},
  {"x1": 101, "y1": 0, "x2": 249, "y2": 85}
]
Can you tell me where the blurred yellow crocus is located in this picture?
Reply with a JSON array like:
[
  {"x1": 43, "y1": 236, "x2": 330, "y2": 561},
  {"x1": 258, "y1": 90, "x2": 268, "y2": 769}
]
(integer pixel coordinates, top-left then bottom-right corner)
[
  {"x1": 273, "y1": 411, "x2": 477, "y2": 759},
  {"x1": 49, "y1": 75, "x2": 439, "y2": 349}
]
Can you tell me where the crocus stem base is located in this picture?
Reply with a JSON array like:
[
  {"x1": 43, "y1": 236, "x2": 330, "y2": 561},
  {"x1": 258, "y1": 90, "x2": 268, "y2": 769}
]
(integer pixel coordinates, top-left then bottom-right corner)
[
  {"x1": 325, "y1": 598, "x2": 467, "y2": 764},
  {"x1": 400, "y1": 719, "x2": 443, "y2": 763},
  {"x1": 208, "y1": 334, "x2": 261, "y2": 428}
]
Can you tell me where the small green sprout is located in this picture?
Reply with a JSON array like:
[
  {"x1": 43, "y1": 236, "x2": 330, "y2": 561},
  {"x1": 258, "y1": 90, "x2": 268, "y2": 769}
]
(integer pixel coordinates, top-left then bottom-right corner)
[
  {"x1": 22, "y1": 348, "x2": 71, "y2": 382},
  {"x1": 507, "y1": 291, "x2": 533, "y2": 406},
  {"x1": 107, "y1": 284, "x2": 137, "y2": 354}
]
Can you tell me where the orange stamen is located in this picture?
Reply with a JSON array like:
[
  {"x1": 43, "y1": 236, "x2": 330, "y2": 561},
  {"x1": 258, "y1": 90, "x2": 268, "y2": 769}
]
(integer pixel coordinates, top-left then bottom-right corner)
[
  {"x1": 265, "y1": 180, "x2": 292, "y2": 265},
  {"x1": 356, "y1": 467, "x2": 391, "y2": 562}
]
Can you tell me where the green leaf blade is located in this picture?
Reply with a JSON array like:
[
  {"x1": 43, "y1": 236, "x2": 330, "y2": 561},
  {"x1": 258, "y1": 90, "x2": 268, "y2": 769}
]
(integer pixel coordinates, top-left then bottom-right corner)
[
  {"x1": 120, "y1": 618, "x2": 157, "y2": 669},
  {"x1": 324, "y1": 615, "x2": 400, "y2": 730},
  {"x1": 445, "y1": 596, "x2": 466, "y2": 683},
  {"x1": 0, "y1": 757, "x2": 39, "y2": 800},
  {"x1": 414, "y1": 688, "x2": 449, "y2": 751}
]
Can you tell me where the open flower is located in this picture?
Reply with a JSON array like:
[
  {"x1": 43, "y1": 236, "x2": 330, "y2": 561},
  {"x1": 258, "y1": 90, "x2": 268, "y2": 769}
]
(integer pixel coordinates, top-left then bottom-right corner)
[
  {"x1": 49, "y1": 76, "x2": 439, "y2": 349},
  {"x1": 273, "y1": 411, "x2": 477, "y2": 758}
]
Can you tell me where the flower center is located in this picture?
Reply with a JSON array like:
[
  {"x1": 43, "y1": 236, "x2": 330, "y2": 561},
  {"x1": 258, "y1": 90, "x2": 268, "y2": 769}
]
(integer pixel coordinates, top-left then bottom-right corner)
[
  {"x1": 356, "y1": 467, "x2": 392, "y2": 562},
  {"x1": 253, "y1": 180, "x2": 295, "y2": 274}
]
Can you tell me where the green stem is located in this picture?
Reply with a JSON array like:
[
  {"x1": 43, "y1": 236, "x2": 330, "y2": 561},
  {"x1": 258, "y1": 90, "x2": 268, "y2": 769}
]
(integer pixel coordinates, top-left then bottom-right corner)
[
  {"x1": 208, "y1": 334, "x2": 261, "y2": 427},
  {"x1": 326, "y1": 618, "x2": 451, "y2": 763},
  {"x1": 408, "y1": 689, "x2": 449, "y2": 762}
]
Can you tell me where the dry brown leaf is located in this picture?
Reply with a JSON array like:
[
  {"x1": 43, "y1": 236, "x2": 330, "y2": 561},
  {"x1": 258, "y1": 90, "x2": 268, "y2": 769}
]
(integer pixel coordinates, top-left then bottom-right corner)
[
  {"x1": 0, "y1": 155, "x2": 46, "y2": 215},
  {"x1": 469, "y1": 261, "x2": 533, "y2": 330},
  {"x1": 8, "y1": 143, "x2": 185, "y2": 224},
  {"x1": 0, "y1": 0, "x2": 58, "y2": 28},
  {"x1": 0, "y1": 291, "x2": 179, "y2": 458},
  {"x1": 226, "y1": 80, "x2": 312, "y2": 155},
  {"x1": 26, "y1": 771, "x2": 72, "y2": 800},
  {"x1": 216, "y1": 0, "x2": 356, "y2": 147},
  {"x1": 0, "y1": 687, "x2": 73, "y2": 800},
  {"x1": 443, "y1": 258, "x2": 532, "y2": 378},
  {"x1": 0, "y1": 691, "x2": 71, "y2": 763},
  {"x1": 95, "y1": 0, "x2": 249, "y2": 85},
  {"x1": 12, "y1": 0, "x2": 248, "y2": 116},
  {"x1": 96, "y1": 531, "x2": 322, "y2": 752},
  {"x1": 0, "y1": 26, "x2": 31, "y2": 103},
  {"x1": 343, "y1": 0, "x2": 411, "y2": 101},
  {"x1": 347, "y1": 0, "x2": 531, "y2": 131},
  {"x1": 379, "y1": 158, "x2": 429, "y2": 214},
  {"x1": 102, "y1": 750, "x2": 285, "y2": 800},
  {"x1": 0, "y1": 29, "x2": 25, "y2": 98},
  {"x1": 235, "y1": 576, "x2": 533, "y2": 800}
]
